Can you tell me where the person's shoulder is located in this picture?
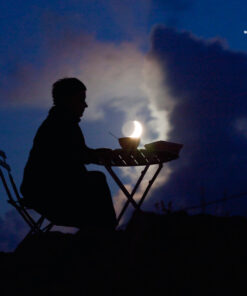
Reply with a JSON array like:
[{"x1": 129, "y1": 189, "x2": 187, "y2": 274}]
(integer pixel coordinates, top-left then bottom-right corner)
[
  {"x1": 41, "y1": 107, "x2": 67, "y2": 128},
  {"x1": 34, "y1": 110, "x2": 62, "y2": 138}
]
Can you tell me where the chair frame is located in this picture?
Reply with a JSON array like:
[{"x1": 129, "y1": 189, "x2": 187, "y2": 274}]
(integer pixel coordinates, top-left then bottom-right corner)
[{"x1": 0, "y1": 150, "x2": 54, "y2": 239}]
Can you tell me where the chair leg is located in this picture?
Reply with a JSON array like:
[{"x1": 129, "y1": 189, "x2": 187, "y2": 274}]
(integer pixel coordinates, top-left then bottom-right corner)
[
  {"x1": 20, "y1": 225, "x2": 42, "y2": 245},
  {"x1": 20, "y1": 215, "x2": 52, "y2": 243},
  {"x1": 36, "y1": 216, "x2": 45, "y2": 228},
  {"x1": 43, "y1": 223, "x2": 54, "y2": 232}
]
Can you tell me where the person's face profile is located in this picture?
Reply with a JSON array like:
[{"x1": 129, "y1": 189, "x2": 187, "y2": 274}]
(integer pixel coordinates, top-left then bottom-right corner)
[{"x1": 70, "y1": 89, "x2": 88, "y2": 118}]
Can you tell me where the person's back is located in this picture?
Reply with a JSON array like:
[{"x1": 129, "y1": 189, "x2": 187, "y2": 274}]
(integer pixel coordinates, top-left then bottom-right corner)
[
  {"x1": 21, "y1": 106, "x2": 88, "y2": 208},
  {"x1": 21, "y1": 78, "x2": 117, "y2": 229}
]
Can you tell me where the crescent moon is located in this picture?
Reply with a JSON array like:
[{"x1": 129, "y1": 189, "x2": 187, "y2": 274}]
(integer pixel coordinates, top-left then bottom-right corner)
[{"x1": 130, "y1": 120, "x2": 143, "y2": 138}]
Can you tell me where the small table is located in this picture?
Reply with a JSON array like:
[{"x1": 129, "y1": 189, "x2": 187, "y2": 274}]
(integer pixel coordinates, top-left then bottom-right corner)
[{"x1": 96, "y1": 148, "x2": 180, "y2": 226}]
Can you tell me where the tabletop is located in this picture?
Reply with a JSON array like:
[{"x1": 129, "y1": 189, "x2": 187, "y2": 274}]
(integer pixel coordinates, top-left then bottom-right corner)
[{"x1": 95, "y1": 148, "x2": 179, "y2": 167}]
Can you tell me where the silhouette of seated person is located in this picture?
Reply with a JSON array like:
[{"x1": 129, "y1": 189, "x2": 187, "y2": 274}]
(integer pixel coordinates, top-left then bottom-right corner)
[{"x1": 20, "y1": 78, "x2": 117, "y2": 230}]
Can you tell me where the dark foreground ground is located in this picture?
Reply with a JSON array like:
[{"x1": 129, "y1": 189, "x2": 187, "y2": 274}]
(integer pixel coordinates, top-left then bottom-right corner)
[{"x1": 1, "y1": 211, "x2": 247, "y2": 295}]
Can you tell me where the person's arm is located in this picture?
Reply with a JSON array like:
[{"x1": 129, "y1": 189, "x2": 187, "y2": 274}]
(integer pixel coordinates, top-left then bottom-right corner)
[
  {"x1": 78, "y1": 125, "x2": 112, "y2": 164},
  {"x1": 81, "y1": 146, "x2": 112, "y2": 164}
]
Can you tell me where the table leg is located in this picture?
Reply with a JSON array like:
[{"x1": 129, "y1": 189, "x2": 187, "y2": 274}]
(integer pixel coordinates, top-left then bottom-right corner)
[
  {"x1": 114, "y1": 163, "x2": 163, "y2": 224},
  {"x1": 136, "y1": 163, "x2": 163, "y2": 210},
  {"x1": 105, "y1": 164, "x2": 163, "y2": 226},
  {"x1": 105, "y1": 166, "x2": 139, "y2": 209},
  {"x1": 116, "y1": 165, "x2": 150, "y2": 224}
]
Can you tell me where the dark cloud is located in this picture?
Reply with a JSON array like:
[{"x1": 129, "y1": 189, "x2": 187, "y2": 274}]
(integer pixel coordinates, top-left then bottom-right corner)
[
  {"x1": 146, "y1": 26, "x2": 247, "y2": 215},
  {"x1": 152, "y1": 0, "x2": 194, "y2": 12},
  {"x1": 149, "y1": 1, "x2": 195, "y2": 30}
]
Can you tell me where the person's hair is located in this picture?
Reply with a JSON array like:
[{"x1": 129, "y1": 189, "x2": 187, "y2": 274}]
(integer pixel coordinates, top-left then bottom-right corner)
[{"x1": 52, "y1": 77, "x2": 87, "y2": 106}]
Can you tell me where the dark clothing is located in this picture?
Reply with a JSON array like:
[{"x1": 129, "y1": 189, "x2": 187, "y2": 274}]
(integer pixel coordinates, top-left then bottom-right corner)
[{"x1": 21, "y1": 106, "x2": 116, "y2": 229}]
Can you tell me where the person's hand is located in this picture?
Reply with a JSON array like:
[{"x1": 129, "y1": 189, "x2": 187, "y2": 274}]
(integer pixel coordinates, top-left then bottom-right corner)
[{"x1": 96, "y1": 148, "x2": 113, "y2": 163}]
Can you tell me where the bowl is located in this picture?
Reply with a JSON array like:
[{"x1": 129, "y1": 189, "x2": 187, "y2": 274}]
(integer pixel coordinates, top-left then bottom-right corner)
[{"x1": 118, "y1": 137, "x2": 140, "y2": 150}]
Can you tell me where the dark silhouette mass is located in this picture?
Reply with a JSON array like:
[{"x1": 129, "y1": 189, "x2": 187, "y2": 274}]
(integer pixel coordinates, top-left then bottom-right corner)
[
  {"x1": 1, "y1": 211, "x2": 247, "y2": 295},
  {"x1": 20, "y1": 77, "x2": 117, "y2": 230}
]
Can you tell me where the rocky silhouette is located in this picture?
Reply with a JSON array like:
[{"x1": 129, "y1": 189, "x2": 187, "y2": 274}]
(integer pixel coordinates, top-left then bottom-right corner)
[{"x1": 0, "y1": 210, "x2": 247, "y2": 295}]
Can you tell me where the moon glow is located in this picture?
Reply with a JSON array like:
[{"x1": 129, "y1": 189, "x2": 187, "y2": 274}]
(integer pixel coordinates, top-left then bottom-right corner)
[
  {"x1": 122, "y1": 120, "x2": 143, "y2": 138},
  {"x1": 130, "y1": 120, "x2": 143, "y2": 138}
]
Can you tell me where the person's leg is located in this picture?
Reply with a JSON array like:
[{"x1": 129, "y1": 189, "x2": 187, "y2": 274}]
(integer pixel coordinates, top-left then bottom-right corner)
[
  {"x1": 85, "y1": 171, "x2": 117, "y2": 230},
  {"x1": 35, "y1": 172, "x2": 117, "y2": 230}
]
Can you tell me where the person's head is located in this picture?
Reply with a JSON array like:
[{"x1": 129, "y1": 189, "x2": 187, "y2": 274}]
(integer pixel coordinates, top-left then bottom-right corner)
[{"x1": 52, "y1": 77, "x2": 88, "y2": 118}]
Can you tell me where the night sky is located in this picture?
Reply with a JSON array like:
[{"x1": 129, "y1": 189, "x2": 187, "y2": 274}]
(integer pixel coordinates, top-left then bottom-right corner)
[{"x1": 1, "y1": 0, "x2": 247, "y2": 251}]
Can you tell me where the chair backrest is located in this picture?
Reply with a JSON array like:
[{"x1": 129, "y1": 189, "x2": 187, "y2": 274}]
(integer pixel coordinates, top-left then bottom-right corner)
[
  {"x1": 0, "y1": 150, "x2": 22, "y2": 206},
  {"x1": 0, "y1": 150, "x2": 54, "y2": 233}
]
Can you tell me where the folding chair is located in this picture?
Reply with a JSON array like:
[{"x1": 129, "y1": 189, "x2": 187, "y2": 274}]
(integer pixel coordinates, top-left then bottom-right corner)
[{"x1": 0, "y1": 150, "x2": 54, "y2": 239}]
